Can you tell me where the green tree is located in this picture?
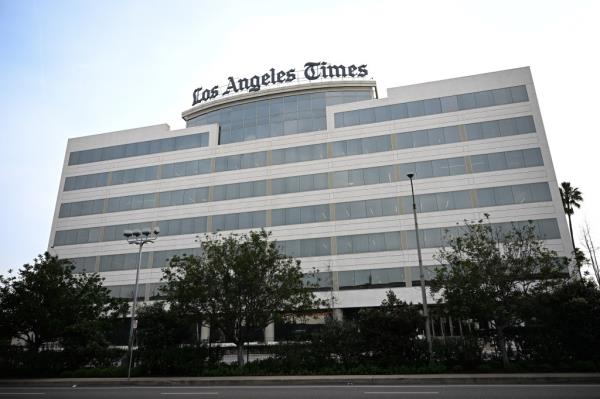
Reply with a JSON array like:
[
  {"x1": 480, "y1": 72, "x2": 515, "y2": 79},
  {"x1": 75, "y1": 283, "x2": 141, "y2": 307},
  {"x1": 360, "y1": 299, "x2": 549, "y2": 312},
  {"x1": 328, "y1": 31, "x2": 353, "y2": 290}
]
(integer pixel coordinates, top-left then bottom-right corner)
[
  {"x1": 431, "y1": 218, "x2": 568, "y2": 368},
  {"x1": 357, "y1": 291, "x2": 426, "y2": 367},
  {"x1": 135, "y1": 302, "x2": 213, "y2": 375},
  {"x1": 516, "y1": 279, "x2": 600, "y2": 365},
  {"x1": 559, "y1": 181, "x2": 583, "y2": 253},
  {"x1": 0, "y1": 252, "x2": 127, "y2": 371},
  {"x1": 161, "y1": 230, "x2": 321, "y2": 366}
]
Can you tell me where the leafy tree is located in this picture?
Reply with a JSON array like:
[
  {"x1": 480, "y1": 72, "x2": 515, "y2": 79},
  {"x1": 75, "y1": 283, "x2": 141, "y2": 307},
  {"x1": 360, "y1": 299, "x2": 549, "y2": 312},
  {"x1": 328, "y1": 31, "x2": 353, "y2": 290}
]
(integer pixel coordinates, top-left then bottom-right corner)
[
  {"x1": 357, "y1": 291, "x2": 426, "y2": 366},
  {"x1": 161, "y1": 230, "x2": 322, "y2": 366},
  {"x1": 559, "y1": 181, "x2": 583, "y2": 253},
  {"x1": 135, "y1": 302, "x2": 214, "y2": 375},
  {"x1": 431, "y1": 217, "x2": 568, "y2": 368},
  {"x1": 516, "y1": 279, "x2": 600, "y2": 364},
  {"x1": 0, "y1": 252, "x2": 127, "y2": 370}
]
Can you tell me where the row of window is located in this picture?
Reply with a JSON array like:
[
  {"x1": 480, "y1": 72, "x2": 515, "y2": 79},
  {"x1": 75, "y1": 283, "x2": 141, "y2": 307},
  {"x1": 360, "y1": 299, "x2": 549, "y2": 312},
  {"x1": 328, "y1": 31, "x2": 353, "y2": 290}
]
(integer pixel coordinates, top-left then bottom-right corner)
[
  {"x1": 186, "y1": 90, "x2": 374, "y2": 144},
  {"x1": 58, "y1": 147, "x2": 545, "y2": 219},
  {"x1": 106, "y1": 266, "x2": 436, "y2": 302},
  {"x1": 277, "y1": 219, "x2": 560, "y2": 258},
  {"x1": 68, "y1": 133, "x2": 209, "y2": 166},
  {"x1": 64, "y1": 115, "x2": 535, "y2": 191},
  {"x1": 334, "y1": 85, "x2": 529, "y2": 128},
  {"x1": 107, "y1": 283, "x2": 165, "y2": 300},
  {"x1": 67, "y1": 218, "x2": 560, "y2": 273}
]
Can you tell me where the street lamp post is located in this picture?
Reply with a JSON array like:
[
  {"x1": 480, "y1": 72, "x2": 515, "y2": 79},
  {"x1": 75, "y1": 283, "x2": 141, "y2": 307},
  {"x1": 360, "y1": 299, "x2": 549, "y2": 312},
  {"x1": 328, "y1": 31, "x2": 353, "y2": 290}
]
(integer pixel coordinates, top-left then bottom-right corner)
[
  {"x1": 123, "y1": 227, "x2": 160, "y2": 380},
  {"x1": 406, "y1": 173, "x2": 434, "y2": 361}
]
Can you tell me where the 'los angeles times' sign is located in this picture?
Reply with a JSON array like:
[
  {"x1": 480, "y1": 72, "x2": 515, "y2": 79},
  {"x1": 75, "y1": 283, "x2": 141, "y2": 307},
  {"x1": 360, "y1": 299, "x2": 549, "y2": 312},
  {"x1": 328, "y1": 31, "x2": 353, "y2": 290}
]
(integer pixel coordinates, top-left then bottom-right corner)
[{"x1": 192, "y1": 61, "x2": 368, "y2": 106}]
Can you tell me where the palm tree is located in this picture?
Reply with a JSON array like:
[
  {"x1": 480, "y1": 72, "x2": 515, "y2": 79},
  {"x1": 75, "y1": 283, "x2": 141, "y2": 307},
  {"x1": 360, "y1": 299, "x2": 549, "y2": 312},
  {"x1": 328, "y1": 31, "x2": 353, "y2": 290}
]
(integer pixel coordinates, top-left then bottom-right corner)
[{"x1": 559, "y1": 181, "x2": 583, "y2": 253}]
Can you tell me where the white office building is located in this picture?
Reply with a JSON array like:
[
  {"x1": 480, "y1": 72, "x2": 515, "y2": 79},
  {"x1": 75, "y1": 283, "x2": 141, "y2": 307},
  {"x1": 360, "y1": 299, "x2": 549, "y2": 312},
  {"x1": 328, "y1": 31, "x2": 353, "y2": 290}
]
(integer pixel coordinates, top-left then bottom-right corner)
[{"x1": 49, "y1": 65, "x2": 573, "y2": 339}]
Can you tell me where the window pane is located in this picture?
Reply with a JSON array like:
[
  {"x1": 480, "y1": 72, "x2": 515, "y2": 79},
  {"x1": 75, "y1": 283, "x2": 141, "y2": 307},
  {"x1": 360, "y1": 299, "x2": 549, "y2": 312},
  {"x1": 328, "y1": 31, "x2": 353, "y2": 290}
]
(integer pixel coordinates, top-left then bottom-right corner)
[
  {"x1": 470, "y1": 154, "x2": 490, "y2": 173},
  {"x1": 350, "y1": 201, "x2": 367, "y2": 219},
  {"x1": 348, "y1": 169, "x2": 364, "y2": 186},
  {"x1": 440, "y1": 95, "x2": 459, "y2": 112},
  {"x1": 300, "y1": 206, "x2": 315, "y2": 223},
  {"x1": 514, "y1": 116, "x2": 534, "y2": 134},
  {"x1": 523, "y1": 148, "x2": 543, "y2": 167},
  {"x1": 466, "y1": 123, "x2": 482, "y2": 140},
  {"x1": 506, "y1": 150, "x2": 525, "y2": 169},
  {"x1": 530, "y1": 182, "x2": 551, "y2": 202},
  {"x1": 271, "y1": 209, "x2": 285, "y2": 226},
  {"x1": 365, "y1": 199, "x2": 383, "y2": 217},
  {"x1": 436, "y1": 192, "x2": 454, "y2": 211},
  {"x1": 378, "y1": 166, "x2": 394, "y2": 183},
  {"x1": 407, "y1": 100, "x2": 425, "y2": 117},
  {"x1": 481, "y1": 120, "x2": 500, "y2": 138},
  {"x1": 396, "y1": 132, "x2": 413, "y2": 149},
  {"x1": 512, "y1": 185, "x2": 533, "y2": 204},
  {"x1": 488, "y1": 153, "x2": 508, "y2": 171},
  {"x1": 368, "y1": 233, "x2": 386, "y2": 252},
  {"x1": 390, "y1": 103, "x2": 408, "y2": 119},
  {"x1": 499, "y1": 118, "x2": 517, "y2": 136},
  {"x1": 476, "y1": 188, "x2": 495, "y2": 207},
  {"x1": 424, "y1": 98, "x2": 442, "y2": 115},
  {"x1": 443, "y1": 126, "x2": 460, "y2": 143},
  {"x1": 286, "y1": 208, "x2": 301, "y2": 224},
  {"x1": 413, "y1": 131, "x2": 429, "y2": 147},
  {"x1": 382, "y1": 198, "x2": 399, "y2": 216},
  {"x1": 492, "y1": 88, "x2": 512, "y2": 105},
  {"x1": 474, "y1": 90, "x2": 494, "y2": 107},
  {"x1": 427, "y1": 128, "x2": 445, "y2": 145},
  {"x1": 416, "y1": 161, "x2": 433, "y2": 179},
  {"x1": 510, "y1": 86, "x2": 529, "y2": 102},
  {"x1": 494, "y1": 186, "x2": 514, "y2": 205},
  {"x1": 337, "y1": 236, "x2": 353, "y2": 254},
  {"x1": 432, "y1": 159, "x2": 449, "y2": 177},
  {"x1": 333, "y1": 171, "x2": 349, "y2": 188},
  {"x1": 453, "y1": 190, "x2": 472, "y2": 209},
  {"x1": 457, "y1": 93, "x2": 476, "y2": 110},
  {"x1": 448, "y1": 157, "x2": 466, "y2": 175},
  {"x1": 339, "y1": 271, "x2": 355, "y2": 287},
  {"x1": 285, "y1": 176, "x2": 300, "y2": 193},
  {"x1": 385, "y1": 232, "x2": 401, "y2": 250}
]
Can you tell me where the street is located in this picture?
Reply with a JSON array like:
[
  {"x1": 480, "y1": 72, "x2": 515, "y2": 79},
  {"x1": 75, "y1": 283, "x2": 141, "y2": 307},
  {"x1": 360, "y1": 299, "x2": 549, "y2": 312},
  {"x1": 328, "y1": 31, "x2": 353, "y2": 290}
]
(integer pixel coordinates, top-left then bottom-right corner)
[{"x1": 0, "y1": 384, "x2": 598, "y2": 399}]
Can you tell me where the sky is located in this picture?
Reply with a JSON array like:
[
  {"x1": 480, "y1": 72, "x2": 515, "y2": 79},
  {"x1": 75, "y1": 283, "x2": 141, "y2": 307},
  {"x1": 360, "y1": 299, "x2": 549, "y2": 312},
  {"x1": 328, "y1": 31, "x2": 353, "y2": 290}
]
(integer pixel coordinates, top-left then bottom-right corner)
[{"x1": 0, "y1": 0, "x2": 598, "y2": 276}]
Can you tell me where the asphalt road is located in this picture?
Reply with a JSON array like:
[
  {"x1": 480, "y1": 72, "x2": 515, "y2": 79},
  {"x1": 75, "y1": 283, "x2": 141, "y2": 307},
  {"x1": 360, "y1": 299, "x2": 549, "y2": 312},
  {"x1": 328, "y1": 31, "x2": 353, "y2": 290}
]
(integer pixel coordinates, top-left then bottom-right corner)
[{"x1": 0, "y1": 385, "x2": 599, "y2": 399}]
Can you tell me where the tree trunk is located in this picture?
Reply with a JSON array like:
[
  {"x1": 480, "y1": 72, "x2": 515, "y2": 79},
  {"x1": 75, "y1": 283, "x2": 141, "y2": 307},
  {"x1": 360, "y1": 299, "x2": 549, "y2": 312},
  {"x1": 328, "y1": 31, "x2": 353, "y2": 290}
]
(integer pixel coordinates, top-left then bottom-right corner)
[
  {"x1": 567, "y1": 213, "x2": 575, "y2": 250},
  {"x1": 236, "y1": 344, "x2": 245, "y2": 367},
  {"x1": 567, "y1": 213, "x2": 583, "y2": 279},
  {"x1": 497, "y1": 326, "x2": 509, "y2": 369}
]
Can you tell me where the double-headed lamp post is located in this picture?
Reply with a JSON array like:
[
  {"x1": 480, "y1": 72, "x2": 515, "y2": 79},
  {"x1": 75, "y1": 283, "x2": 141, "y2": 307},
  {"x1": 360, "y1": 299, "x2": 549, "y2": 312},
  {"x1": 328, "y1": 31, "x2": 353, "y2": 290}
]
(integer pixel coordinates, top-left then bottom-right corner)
[
  {"x1": 123, "y1": 227, "x2": 160, "y2": 380},
  {"x1": 406, "y1": 173, "x2": 434, "y2": 361}
]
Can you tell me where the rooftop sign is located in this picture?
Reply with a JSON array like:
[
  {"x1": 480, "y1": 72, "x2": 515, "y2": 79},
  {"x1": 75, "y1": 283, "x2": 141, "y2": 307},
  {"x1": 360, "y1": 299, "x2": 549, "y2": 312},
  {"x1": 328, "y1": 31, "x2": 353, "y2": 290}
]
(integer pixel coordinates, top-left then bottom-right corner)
[{"x1": 192, "y1": 61, "x2": 368, "y2": 106}]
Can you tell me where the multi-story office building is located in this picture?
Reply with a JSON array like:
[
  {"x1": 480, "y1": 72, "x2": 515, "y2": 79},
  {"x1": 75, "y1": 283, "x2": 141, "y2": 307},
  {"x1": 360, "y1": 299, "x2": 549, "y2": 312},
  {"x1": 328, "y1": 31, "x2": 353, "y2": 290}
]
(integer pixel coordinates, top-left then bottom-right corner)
[{"x1": 49, "y1": 66, "x2": 572, "y2": 339}]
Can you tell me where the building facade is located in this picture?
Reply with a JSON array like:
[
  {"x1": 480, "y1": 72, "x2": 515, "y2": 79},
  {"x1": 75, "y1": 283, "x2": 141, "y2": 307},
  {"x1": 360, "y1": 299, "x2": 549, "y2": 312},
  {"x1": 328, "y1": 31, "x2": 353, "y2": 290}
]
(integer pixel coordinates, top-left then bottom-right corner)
[{"x1": 48, "y1": 66, "x2": 572, "y2": 339}]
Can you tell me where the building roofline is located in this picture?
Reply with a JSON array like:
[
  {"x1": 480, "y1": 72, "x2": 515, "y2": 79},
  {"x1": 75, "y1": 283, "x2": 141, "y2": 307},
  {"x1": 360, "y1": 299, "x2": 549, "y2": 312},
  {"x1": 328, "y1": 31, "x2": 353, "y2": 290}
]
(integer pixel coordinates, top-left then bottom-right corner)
[{"x1": 181, "y1": 80, "x2": 377, "y2": 121}]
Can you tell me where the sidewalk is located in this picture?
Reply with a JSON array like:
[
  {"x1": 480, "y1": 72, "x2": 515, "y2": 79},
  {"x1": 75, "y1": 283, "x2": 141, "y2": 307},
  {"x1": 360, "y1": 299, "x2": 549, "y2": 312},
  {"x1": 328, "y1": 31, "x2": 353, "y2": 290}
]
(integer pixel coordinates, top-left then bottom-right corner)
[{"x1": 2, "y1": 373, "x2": 600, "y2": 386}]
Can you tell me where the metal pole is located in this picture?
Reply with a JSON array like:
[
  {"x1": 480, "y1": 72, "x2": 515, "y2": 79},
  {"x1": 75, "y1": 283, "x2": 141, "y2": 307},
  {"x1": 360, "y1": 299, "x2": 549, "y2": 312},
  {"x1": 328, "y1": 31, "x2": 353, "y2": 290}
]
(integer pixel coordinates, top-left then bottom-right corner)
[
  {"x1": 127, "y1": 241, "x2": 144, "y2": 380},
  {"x1": 407, "y1": 173, "x2": 434, "y2": 362}
]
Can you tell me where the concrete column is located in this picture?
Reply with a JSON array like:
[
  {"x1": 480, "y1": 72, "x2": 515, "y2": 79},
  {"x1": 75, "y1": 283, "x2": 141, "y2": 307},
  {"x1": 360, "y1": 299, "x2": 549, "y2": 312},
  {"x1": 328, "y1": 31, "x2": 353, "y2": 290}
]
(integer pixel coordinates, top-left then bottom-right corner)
[
  {"x1": 264, "y1": 322, "x2": 275, "y2": 343},
  {"x1": 332, "y1": 308, "x2": 343, "y2": 321},
  {"x1": 200, "y1": 324, "x2": 210, "y2": 342}
]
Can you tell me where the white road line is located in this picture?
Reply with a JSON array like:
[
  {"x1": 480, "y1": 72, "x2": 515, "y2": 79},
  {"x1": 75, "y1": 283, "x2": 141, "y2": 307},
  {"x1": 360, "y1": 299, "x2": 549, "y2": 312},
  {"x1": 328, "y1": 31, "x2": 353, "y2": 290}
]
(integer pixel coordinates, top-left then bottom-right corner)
[
  {"x1": 0, "y1": 394, "x2": 46, "y2": 396},
  {"x1": 364, "y1": 393, "x2": 439, "y2": 395},
  {"x1": 160, "y1": 393, "x2": 218, "y2": 395}
]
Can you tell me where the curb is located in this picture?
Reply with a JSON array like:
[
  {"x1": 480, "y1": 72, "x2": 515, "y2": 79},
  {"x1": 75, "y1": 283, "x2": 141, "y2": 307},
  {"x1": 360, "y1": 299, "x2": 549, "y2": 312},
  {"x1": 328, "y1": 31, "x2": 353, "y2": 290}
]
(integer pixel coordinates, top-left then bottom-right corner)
[{"x1": 2, "y1": 373, "x2": 600, "y2": 386}]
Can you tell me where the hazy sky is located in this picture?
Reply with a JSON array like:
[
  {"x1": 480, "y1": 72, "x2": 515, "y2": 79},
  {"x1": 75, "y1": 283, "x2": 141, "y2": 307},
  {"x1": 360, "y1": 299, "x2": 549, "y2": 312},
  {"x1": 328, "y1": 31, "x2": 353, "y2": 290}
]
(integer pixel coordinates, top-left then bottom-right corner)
[{"x1": 1, "y1": 0, "x2": 598, "y2": 275}]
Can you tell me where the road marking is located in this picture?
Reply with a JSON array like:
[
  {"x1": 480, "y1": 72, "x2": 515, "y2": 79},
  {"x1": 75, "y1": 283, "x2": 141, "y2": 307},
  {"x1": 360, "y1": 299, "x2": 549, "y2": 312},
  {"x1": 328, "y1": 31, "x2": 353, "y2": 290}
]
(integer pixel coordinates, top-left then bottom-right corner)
[
  {"x1": 0, "y1": 394, "x2": 45, "y2": 396},
  {"x1": 365, "y1": 392, "x2": 438, "y2": 395},
  {"x1": 161, "y1": 393, "x2": 218, "y2": 396}
]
